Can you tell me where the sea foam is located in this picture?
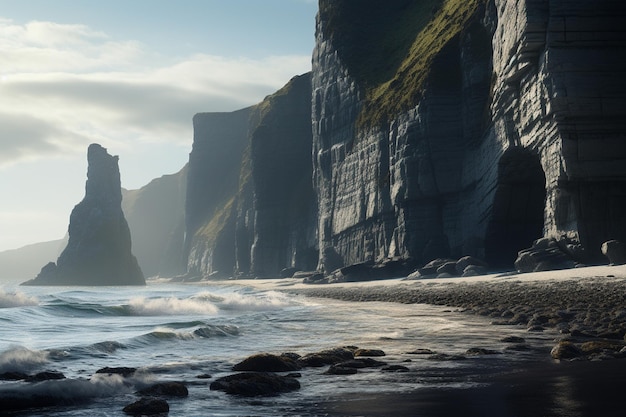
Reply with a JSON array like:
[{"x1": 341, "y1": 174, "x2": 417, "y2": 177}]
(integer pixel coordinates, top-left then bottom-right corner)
[
  {"x1": 0, "y1": 374, "x2": 135, "y2": 411},
  {"x1": 126, "y1": 290, "x2": 293, "y2": 316},
  {"x1": 128, "y1": 296, "x2": 219, "y2": 316},
  {"x1": 0, "y1": 346, "x2": 49, "y2": 373},
  {"x1": 193, "y1": 290, "x2": 293, "y2": 311},
  {"x1": 0, "y1": 289, "x2": 38, "y2": 308}
]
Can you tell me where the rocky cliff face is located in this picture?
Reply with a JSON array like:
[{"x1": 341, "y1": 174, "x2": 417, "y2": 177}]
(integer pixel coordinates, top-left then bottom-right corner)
[
  {"x1": 171, "y1": 0, "x2": 626, "y2": 279},
  {"x1": 184, "y1": 74, "x2": 316, "y2": 278},
  {"x1": 24, "y1": 144, "x2": 145, "y2": 286},
  {"x1": 312, "y1": 0, "x2": 626, "y2": 272},
  {"x1": 249, "y1": 73, "x2": 318, "y2": 277},
  {"x1": 185, "y1": 107, "x2": 252, "y2": 277},
  {"x1": 122, "y1": 166, "x2": 187, "y2": 278}
]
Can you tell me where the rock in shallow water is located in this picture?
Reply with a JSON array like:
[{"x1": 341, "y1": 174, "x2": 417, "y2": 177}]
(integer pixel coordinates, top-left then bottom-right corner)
[
  {"x1": 210, "y1": 372, "x2": 300, "y2": 397},
  {"x1": 297, "y1": 347, "x2": 355, "y2": 367},
  {"x1": 25, "y1": 371, "x2": 65, "y2": 382},
  {"x1": 95, "y1": 367, "x2": 137, "y2": 377},
  {"x1": 123, "y1": 397, "x2": 169, "y2": 416},
  {"x1": 550, "y1": 341, "x2": 584, "y2": 360},
  {"x1": 324, "y1": 365, "x2": 358, "y2": 375},
  {"x1": 232, "y1": 353, "x2": 301, "y2": 372},
  {"x1": 381, "y1": 365, "x2": 410, "y2": 372},
  {"x1": 465, "y1": 347, "x2": 501, "y2": 356},
  {"x1": 138, "y1": 381, "x2": 188, "y2": 397},
  {"x1": 354, "y1": 348, "x2": 386, "y2": 357},
  {"x1": 332, "y1": 358, "x2": 387, "y2": 369}
]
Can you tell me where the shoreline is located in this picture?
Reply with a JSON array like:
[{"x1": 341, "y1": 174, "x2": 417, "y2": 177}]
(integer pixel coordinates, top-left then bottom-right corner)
[
  {"x1": 219, "y1": 265, "x2": 626, "y2": 416},
  {"x1": 223, "y1": 264, "x2": 626, "y2": 354}
]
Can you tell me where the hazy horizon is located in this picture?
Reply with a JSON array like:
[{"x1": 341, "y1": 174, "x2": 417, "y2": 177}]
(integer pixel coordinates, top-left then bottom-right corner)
[{"x1": 0, "y1": 0, "x2": 317, "y2": 252}]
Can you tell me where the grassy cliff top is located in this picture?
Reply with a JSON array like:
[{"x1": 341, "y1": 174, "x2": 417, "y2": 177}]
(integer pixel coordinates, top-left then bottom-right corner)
[{"x1": 320, "y1": 0, "x2": 485, "y2": 128}]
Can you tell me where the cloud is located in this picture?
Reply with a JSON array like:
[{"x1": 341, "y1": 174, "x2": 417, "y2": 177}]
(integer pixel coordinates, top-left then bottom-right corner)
[
  {"x1": 0, "y1": 18, "x2": 311, "y2": 166},
  {"x1": 0, "y1": 112, "x2": 91, "y2": 166},
  {"x1": 0, "y1": 19, "x2": 142, "y2": 73}
]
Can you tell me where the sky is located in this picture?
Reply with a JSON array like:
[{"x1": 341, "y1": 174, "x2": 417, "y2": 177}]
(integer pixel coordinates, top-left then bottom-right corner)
[{"x1": 0, "y1": 0, "x2": 318, "y2": 252}]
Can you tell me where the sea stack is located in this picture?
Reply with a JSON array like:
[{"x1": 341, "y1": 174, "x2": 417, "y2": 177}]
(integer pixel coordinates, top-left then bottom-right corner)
[{"x1": 23, "y1": 144, "x2": 145, "y2": 286}]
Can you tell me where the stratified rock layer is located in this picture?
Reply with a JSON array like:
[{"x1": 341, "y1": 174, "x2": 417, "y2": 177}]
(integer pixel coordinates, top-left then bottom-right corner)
[
  {"x1": 181, "y1": 0, "x2": 626, "y2": 279},
  {"x1": 24, "y1": 144, "x2": 145, "y2": 286},
  {"x1": 312, "y1": 0, "x2": 626, "y2": 272}
]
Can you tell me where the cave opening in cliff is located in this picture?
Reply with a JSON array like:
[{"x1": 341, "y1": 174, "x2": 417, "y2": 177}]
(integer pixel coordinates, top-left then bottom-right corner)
[{"x1": 485, "y1": 147, "x2": 546, "y2": 269}]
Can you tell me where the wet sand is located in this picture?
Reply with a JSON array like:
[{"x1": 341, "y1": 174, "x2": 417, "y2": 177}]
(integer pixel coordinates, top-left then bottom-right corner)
[
  {"x1": 239, "y1": 265, "x2": 626, "y2": 340},
  {"x1": 319, "y1": 358, "x2": 626, "y2": 417},
  {"x1": 227, "y1": 265, "x2": 626, "y2": 416}
]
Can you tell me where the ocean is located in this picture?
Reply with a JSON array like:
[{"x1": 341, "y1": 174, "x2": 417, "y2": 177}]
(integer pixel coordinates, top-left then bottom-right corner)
[{"x1": 0, "y1": 281, "x2": 555, "y2": 416}]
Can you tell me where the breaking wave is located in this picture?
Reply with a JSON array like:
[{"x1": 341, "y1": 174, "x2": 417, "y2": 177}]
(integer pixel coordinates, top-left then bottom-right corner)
[
  {"x1": 128, "y1": 296, "x2": 219, "y2": 315},
  {"x1": 29, "y1": 288, "x2": 297, "y2": 320},
  {"x1": 133, "y1": 324, "x2": 240, "y2": 345},
  {"x1": 0, "y1": 346, "x2": 49, "y2": 373},
  {"x1": 0, "y1": 289, "x2": 39, "y2": 308},
  {"x1": 0, "y1": 374, "x2": 139, "y2": 412},
  {"x1": 192, "y1": 290, "x2": 293, "y2": 311}
]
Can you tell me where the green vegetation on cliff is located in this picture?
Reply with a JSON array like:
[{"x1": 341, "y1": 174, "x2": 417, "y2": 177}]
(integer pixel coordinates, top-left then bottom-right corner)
[
  {"x1": 320, "y1": 0, "x2": 485, "y2": 128},
  {"x1": 196, "y1": 196, "x2": 235, "y2": 243}
]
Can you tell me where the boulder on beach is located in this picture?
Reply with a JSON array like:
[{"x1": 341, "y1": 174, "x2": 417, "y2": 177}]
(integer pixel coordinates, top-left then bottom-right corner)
[
  {"x1": 436, "y1": 261, "x2": 457, "y2": 276},
  {"x1": 417, "y1": 258, "x2": 455, "y2": 276},
  {"x1": 601, "y1": 240, "x2": 626, "y2": 265},
  {"x1": 515, "y1": 237, "x2": 578, "y2": 273},
  {"x1": 408, "y1": 256, "x2": 489, "y2": 279},
  {"x1": 455, "y1": 256, "x2": 488, "y2": 275}
]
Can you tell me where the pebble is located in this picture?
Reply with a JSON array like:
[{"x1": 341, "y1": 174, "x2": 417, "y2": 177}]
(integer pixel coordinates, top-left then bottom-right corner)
[{"x1": 291, "y1": 277, "x2": 626, "y2": 361}]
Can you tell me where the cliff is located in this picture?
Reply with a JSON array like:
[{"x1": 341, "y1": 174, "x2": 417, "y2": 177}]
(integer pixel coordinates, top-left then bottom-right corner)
[
  {"x1": 312, "y1": 0, "x2": 626, "y2": 273},
  {"x1": 23, "y1": 144, "x2": 145, "y2": 286},
  {"x1": 184, "y1": 74, "x2": 316, "y2": 279},
  {"x1": 122, "y1": 166, "x2": 188, "y2": 278},
  {"x1": 184, "y1": 106, "x2": 252, "y2": 278},
  {"x1": 133, "y1": 0, "x2": 626, "y2": 280}
]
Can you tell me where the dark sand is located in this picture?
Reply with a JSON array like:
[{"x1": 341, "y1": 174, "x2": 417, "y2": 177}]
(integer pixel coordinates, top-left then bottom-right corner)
[
  {"x1": 281, "y1": 271, "x2": 626, "y2": 416},
  {"x1": 289, "y1": 275, "x2": 626, "y2": 339},
  {"x1": 320, "y1": 358, "x2": 626, "y2": 417}
]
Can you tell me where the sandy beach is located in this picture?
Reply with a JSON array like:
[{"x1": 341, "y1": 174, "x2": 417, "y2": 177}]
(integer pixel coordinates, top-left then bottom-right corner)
[{"x1": 233, "y1": 265, "x2": 626, "y2": 343}]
